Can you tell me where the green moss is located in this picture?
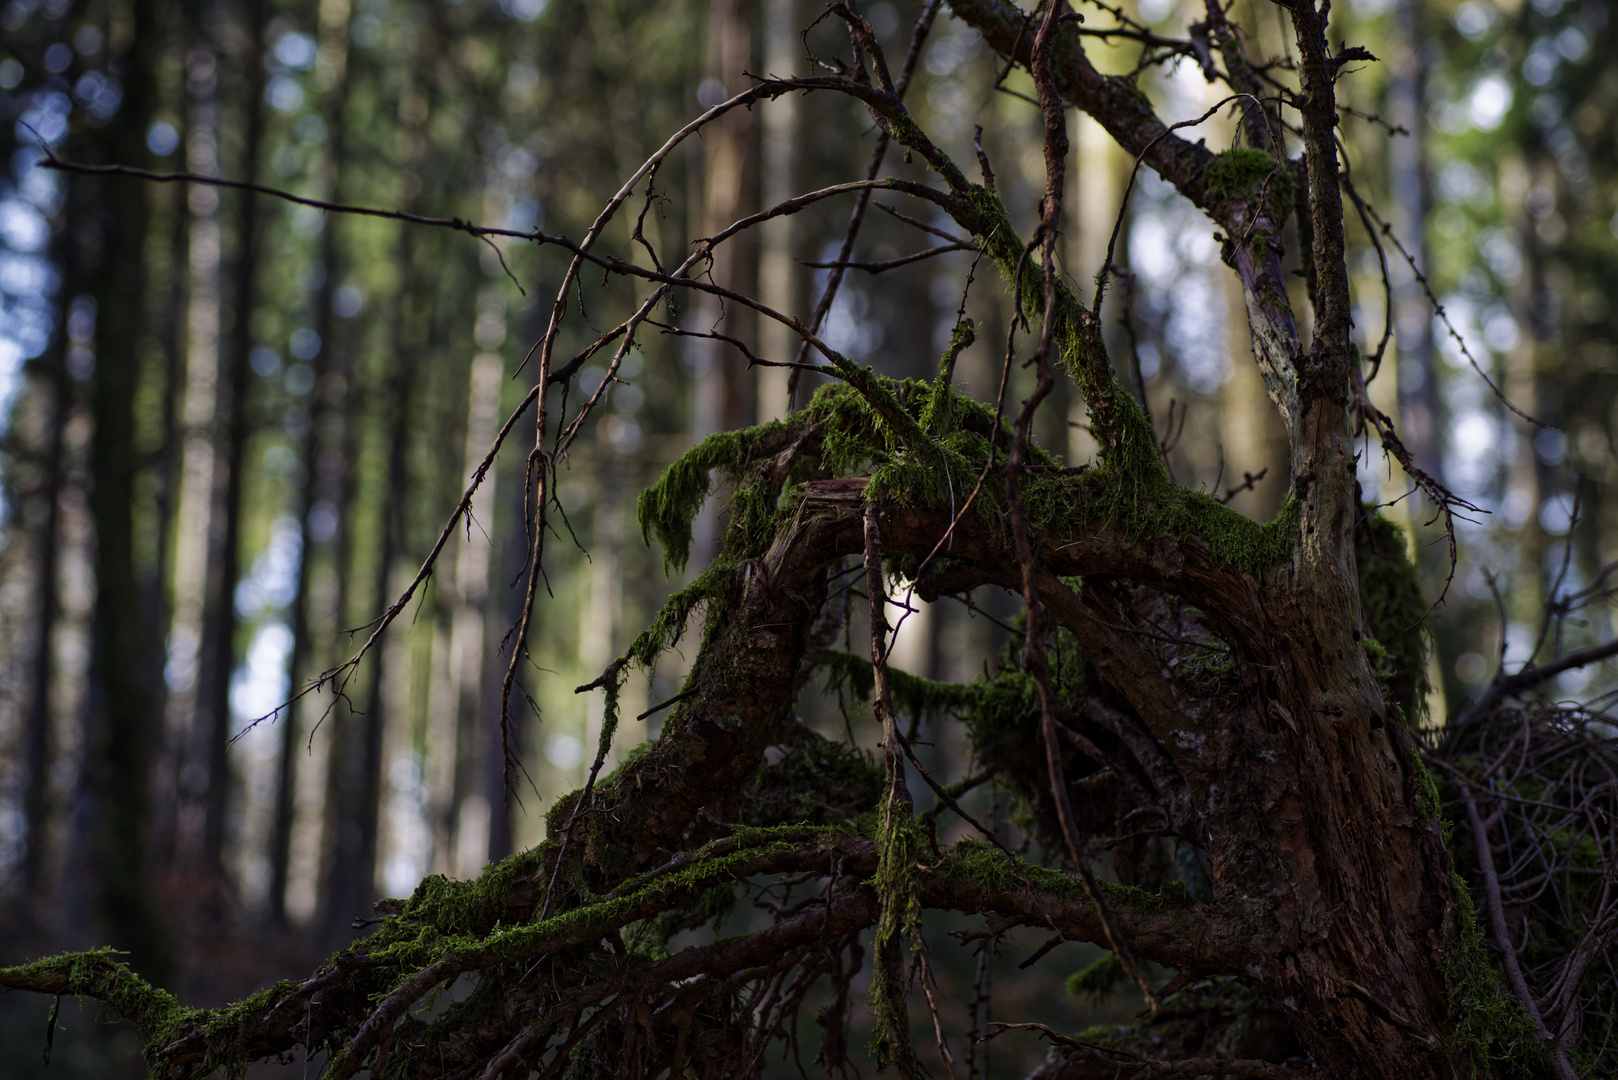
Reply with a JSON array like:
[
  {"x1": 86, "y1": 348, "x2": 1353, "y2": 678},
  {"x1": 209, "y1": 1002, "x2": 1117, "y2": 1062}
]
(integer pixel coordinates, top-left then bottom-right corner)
[
  {"x1": 1410, "y1": 752, "x2": 1444, "y2": 828},
  {"x1": 1442, "y1": 869, "x2": 1543, "y2": 1076},
  {"x1": 939, "y1": 839, "x2": 1023, "y2": 894},
  {"x1": 869, "y1": 782, "x2": 925, "y2": 1077},
  {"x1": 803, "y1": 650, "x2": 979, "y2": 727},
  {"x1": 937, "y1": 841, "x2": 1197, "y2": 919},
  {"x1": 195, "y1": 980, "x2": 300, "y2": 1079},
  {"x1": 1023, "y1": 317, "x2": 1300, "y2": 573},
  {"x1": 1039, "y1": 457, "x2": 1300, "y2": 574},
  {"x1": 741, "y1": 734, "x2": 886, "y2": 829},
  {"x1": 637, "y1": 423, "x2": 790, "y2": 576},
  {"x1": 399, "y1": 842, "x2": 554, "y2": 935},
  {"x1": 625, "y1": 563, "x2": 732, "y2": 670},
  {"x1": 1067, "y1": 951, "x2": 1127, "y2": 1005},
  {"x1": 0, "y1": 949, "x2": 217, "y2": 1073},
  {"x1": 1355, "y1": 512, "x2": 1431, "y2": 724},
  {"x1": 966, "y1": 186, "x2": 1032, "y2": 299},
  {"x1": 1203, "y1": 147, "x2": 1290, "y2": 207}
]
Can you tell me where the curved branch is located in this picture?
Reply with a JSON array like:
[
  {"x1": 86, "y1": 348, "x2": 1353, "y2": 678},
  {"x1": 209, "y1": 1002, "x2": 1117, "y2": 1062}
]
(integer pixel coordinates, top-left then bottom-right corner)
[
  {"x1": 1455, "y1": 638, "x2": 1618, "y2": 728},
  {"x1": 949, "y1": 0, "x2": 1305, "y2": 432}
]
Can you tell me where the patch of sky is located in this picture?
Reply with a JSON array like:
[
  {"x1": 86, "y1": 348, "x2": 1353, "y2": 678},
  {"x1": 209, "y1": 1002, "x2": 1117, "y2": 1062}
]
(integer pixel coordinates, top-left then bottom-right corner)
[
  {"x1": 274, "y1": 31, "x2": 318, "y2": 70},
  {"x1": 267, "y1": 74, "x2": 304, "y2": 114},
  {"x1": 295, "y1": 114, "x2": 327, "y2": 145},
  {"x1": 73, "y1": 24, "x2": 102, "y2": 54},
  {"x1": 72, "y1": 71, "x2": 121, "y2": 121},
  {"x1": 1539, "y1": 492, "x2": 1574, "y2": 535},
  {"x1": 1452, "y1": 0, "x2": 1497, "y2": 40},
  {"x1": 506, "y1": 199, "x2": 540, "y2": 234},
  {"x1": 1129, "y1": 173, "x2": 1228, "y2": 395},
  {"x1": 285, "y1": 364, "x2": 315, "y2": 396},
  {"x1": 1524, "y1": 39, "x2": 1560, "y2": 87},
  {"x1": 1436, "y1": 160, "x2": 1491, "y2": 208},
  {"x1": 19, "y1": 89, "x2": 72, "y2": 145},
  {"x1": 546, "y1": 732, "x2": 584, "y2": 769},
  {"x1": 0, "y1": 198, "x2": 47, "y2": 252},
  {"x1": 290, "y1": 328, "x2": 320, "y2": 360},
  {"x1": 821, "y1": 283, "x2": 883, "y2": 361},
  {"x1": 500, "y1": 0, "x2": 546, "y2": 22},
  {"x1": 291, "y1": 205, "x2": 324, "y2": 238},
  {"x1": 867, "y1": 2, "x2": 898, "y2": 37},
  {"x1": 334, "y1": 283, "x2": 366, "y2": 317},
  {"x1": 234, "y1": 514, "x2": 303, "y2": 620},
  {"x1": 384, "y1": 751, "x2": 432, "y2": 895},
  {"x1": 1534, "y1": 428, "x2": 1566, "y2": 467},
  {"x1": 1477, "y1": 228, "x2": 1522, "y2": 284},
  {"x1": 1348, "y1": 0, "x2": 1394, "y2": 18},
  {"x1": 229, "y1": 621, "x2": 293, "y2": 726},
  {"x1": 1480, "y1": 304, "x2": 1519, "y2": 353},
  {"x1": 1468, "y1": 74, "x2": 1513, "y2": 131},
  {"x1": 500, "y1": 145, "x2": 537, "y2": 180},
  {"x1": 924, "y1": 24, "x2": 982, "y2": 78},
  {"x1": 251, "y1": 345, "x2": 283, "y2": 378},
  {"x1": 147, "y1": 120, "x2": 179, "y2": 156}
]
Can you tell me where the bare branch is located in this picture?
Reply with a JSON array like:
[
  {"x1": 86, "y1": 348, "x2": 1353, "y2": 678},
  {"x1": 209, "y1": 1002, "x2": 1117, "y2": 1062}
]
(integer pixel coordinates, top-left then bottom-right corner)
[{"x1": 1456, "y1": 638, "x2": 1618, "y2": 728}]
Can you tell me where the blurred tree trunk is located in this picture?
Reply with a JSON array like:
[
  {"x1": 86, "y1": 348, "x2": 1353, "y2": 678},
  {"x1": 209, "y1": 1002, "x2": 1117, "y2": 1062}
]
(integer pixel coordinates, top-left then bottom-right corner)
[
  {"x1": 1498, "y1": 154, "x2": 1549, "y2": 621},
  {"x1": 485, "y1": 447, "x2": 528, "y2": 863},
  {"x1": 84, "y1": 0, "x2": 170, "y2": 984},
  {"x1": 1386, "y1": 0, "x2": 1441, "y2": 487},
  {"x1": 20, "y1": 175, "x2": 81, "y2": 911},
  {"x1": 193, "y1": 0, "x2": 269, "y2": 903},
  {"x1": 166, "y1": 17, "x2": 225, "y2": 877},
  {"x1": 144, "y1": 56, "x2": 194, "y2": 877},
  {"x1": 1220, "y1": 271, "x2": 1289, "y2": 520},
  {"x1": 324, "y1": 237, "x2": 414, "y2": 940},
  {"x1": 270, "y1": 0, "x2": 355, "y2": 926},
  {"x1": 426, "y1": 345, "x2": 502, "y2": 878},
  {"x1": 316, "y1": 304, "x2": 363, "y2": 943},
  {"x1": 755, "y1": 0, "x2": 796, "y2": 424},
  {"x1": 324, "y1": 56, "x2": 427, "y2": 936},
  {"x1": 689, "y1": 0, "x2": 757, "y2": 562}
]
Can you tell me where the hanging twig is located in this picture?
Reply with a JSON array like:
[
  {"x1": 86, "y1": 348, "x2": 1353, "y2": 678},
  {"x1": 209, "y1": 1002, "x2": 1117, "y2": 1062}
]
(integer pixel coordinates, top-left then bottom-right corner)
[{"x1": 1007, "y1": 0, "x2": 1157, "y2": 1012}]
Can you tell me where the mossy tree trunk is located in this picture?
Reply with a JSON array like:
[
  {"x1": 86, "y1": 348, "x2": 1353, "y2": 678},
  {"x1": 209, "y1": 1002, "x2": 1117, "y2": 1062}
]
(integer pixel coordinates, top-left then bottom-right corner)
[{"x1": 540, "y1": 3, "x2": 1473, "y2": 1075}]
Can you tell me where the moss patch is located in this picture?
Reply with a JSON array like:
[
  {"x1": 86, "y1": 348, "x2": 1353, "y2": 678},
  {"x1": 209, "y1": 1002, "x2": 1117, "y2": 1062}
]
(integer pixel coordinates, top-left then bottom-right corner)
[
  {"x1": 1355, "y1": 511, "x2": 1431, "y2": 724},
  {"x1": 1067, "y1": 951, "x2": 1127, "y2": 1005},
  {"x1": 1203, "y1": 147, "x2": 1291, "y2": 208},
  {"x1": 1442, "y1": 869, "x2": 1543, "y2": 1076}
]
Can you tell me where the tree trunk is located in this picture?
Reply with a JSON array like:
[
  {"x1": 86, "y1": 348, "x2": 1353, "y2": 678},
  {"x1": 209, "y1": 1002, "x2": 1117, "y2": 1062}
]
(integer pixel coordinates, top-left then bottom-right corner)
[
  {"x1": 324, "y1": 113, "x2": 422, "y2": 937},
  {"x1": 270, "y1": 0, "x2": 356, "y2": 925},
  {"x1": 688, "y1": 0, "x2": 757, "y2": 562},
  {"x1": 195, "y1": 0, "x2": 269, "y2": 900},
  {"x1": 85, "y1": 0, "x2": 170, "y2": 985},
  {"x1": 21, "y1": 172, "x2": 81, "y2": 907},
  {"x1": 165, "y1": 21, "x2": 225, "y2": 875}
]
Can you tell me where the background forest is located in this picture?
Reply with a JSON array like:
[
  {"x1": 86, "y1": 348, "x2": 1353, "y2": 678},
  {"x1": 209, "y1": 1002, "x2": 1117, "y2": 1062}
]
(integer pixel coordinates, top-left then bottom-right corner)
[{"x1": 0, "y1": 0, "x2": 1615, "y2": 1074}]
